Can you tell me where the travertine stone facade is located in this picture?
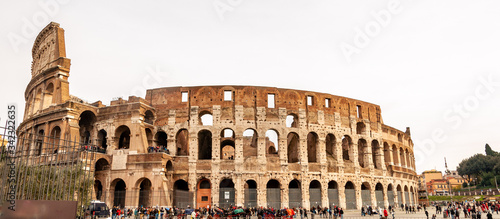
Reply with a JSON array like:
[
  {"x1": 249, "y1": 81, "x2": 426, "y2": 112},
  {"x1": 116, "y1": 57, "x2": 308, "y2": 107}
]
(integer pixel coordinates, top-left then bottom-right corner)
[{"x1": 18, "y1": 22, "x2": 418, "y2": 210}]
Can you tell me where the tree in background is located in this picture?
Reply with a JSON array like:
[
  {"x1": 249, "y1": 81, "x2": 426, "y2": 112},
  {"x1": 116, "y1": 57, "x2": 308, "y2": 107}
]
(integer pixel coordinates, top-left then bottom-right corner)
[
  {"x1": 457, "y1": 144, "x2": 500, "y2": 188},
  {"x1": 485, "y1": 144, "x2": 499, "y2": 156}
]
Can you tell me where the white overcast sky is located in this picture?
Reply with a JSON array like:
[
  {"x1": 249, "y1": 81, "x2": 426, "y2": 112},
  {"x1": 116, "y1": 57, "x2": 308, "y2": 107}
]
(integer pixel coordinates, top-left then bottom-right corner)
[{"x1": 1, "y1": 0, "x2": 500, "y2": 174}]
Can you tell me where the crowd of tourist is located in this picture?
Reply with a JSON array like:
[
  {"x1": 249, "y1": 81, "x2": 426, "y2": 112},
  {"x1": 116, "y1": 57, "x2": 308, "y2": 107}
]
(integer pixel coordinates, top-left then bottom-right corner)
[{"x1": 105, "y1": 200, "x2": 500, "y2": 219}]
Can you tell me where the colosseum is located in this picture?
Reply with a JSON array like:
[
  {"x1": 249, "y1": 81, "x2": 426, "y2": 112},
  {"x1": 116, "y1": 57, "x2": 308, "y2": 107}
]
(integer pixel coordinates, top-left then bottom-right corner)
[{"x1": 17, "y1": 22, "x2": 418, "y2": 210}]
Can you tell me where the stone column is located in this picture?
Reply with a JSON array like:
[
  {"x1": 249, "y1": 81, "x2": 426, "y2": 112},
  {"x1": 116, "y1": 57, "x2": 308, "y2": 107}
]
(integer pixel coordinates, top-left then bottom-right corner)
[
  {"x1": 258, "y1": 175, "x2": 266, "y2": 207},
  {"x1": 322, "y1": 180, "x2": 329, "y2": 208},
  {"x1": 303, "y1": 179, "x2": 310, "y2": 209},
  {"x1": 356, "y1": 183, "x2": 362, "y2": 210},
  {"x1": 282, "y1": 185, "x2": 289, "y2": 208},
  {"x1": 338, "y1": 184, "x2": 346, "y2": 209},
  {"x1": 318, "y1": 137, "x2": 327, "y2": 165},
  {"x1": 235, "y1": 174, "x2": 243, "y2": 206},
  {"x1": 383, "y1": 186, "x2": 389, "y2": 208},
  {"x1": 371, "y1": 187, "x2": 377, "y2": 207}
]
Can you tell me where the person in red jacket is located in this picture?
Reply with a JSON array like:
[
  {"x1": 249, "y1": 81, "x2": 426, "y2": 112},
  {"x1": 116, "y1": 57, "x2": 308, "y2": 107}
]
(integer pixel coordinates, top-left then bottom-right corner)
[{"x1": 384, "y1": 208, "x2": 389, "y2": 219}]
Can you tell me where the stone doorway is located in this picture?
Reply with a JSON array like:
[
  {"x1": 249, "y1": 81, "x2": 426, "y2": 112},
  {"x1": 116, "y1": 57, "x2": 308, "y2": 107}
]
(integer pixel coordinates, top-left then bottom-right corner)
[{"x1": 197, "y1": 179, "x2": 211, "y2": 208}]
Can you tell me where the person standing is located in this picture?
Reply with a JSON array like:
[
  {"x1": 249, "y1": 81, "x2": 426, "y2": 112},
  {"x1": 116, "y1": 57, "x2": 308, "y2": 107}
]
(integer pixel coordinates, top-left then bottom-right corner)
[{"x1": 339, "y1": 208, "x2": 344, "y2": 219}]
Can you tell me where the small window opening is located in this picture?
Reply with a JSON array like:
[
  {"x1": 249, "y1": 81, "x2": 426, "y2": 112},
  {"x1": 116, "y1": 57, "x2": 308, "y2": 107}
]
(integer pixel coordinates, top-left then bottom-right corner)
[
  {"x1": 224, "y1": 91, "x2": 232, "y2": 101},
  {"x1": 307, "y1": 96, "x2": 313, "y2": 106},
  {"x1": 357, "y1": 105, "x2": 362, "y2": 118},
  {"x1": 325, "y1": 98, "x2": 330, "y2": 108},
  {"x1": 268, "y1": 94, "x2": 275, "y2": 108},
  {"x1": 181, "y1": 92, "x2": 188, "y2": 102}
]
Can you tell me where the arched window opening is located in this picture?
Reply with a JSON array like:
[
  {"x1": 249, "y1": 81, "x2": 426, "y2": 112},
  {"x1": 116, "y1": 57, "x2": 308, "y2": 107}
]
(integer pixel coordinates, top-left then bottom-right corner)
[
  {"x1": 219, "y1": 179, "x2": 235, "y2": 208},
  {"x1": 345, "y1": 181, "x2": 356, "y2": 209},
  {"x1": 155, "y1": 131, "x2": 168, "y2": 148},
  {"x1": 33, "y1": 88, "x2": 42, "y2": 113},
  {"x1": 144, "y1": 110, "x2": 154, "y2": 124},
  {"x1": 289, "y1": 179, "x2": 302, "y2": 208},
  {"x1": 307, "y1": 132, "x2": 318, "y2": 163},
  {"x1": 356, "y1": 122, "x2": 366, "y2": 135},
  {"x1": 358, "y1": 139, "x2": 368, "y2": 168},
  {"x1": 198, "y1": 130, "x2": 212, "y2": 159},
  {"x1": 42, "y1": 83, "x2": 54, "y2": 109},
  {"x1": 173, "y1": 180, "x2": 190, "y2": 208},
  {"x1": 79, "y1": 111, "x2": 96, "y2": 145},
  {"x1": 342, "y1": 135, "x2": 352, "y2": 161},
  {"x1": 399, "y1": 148, "x2": 406, "y2": 166},
  {"x1": 221, "y1": 140, "x2": 235, "y2": 160},
  {"x1": 176, "y1": 129, "x2": 189, "y2": 156},
  {"x1": 326, "y1": 134, "x2": 336, "y2": 159},
  {"x1": 244, "y1": 180, "x2": 257, "y2": 208},
  {"x1": 398, "y1": 133, "x2": 403, "y2": 142},
  {"x1": 383, "y1": 142, "x2": 390, "y2": 167},
  {"x1": 266, "y1": 130, "x2": 279, "y2": 156},
  {"x1": 392, "y1": 145, "x2": 399, "y2": 165},
  {"x1": 49, "y1": 126, "x2": 61, "y2": 153},
  {"x1": 98, "y1": 129, "x2": 108, "y2": 150},
  {"x1": 199, "y1": 112, "x2": 213, "y2": 126},
  {"x1": 287, "y1": 132, "x2": 299, "y2": 163},
  {"x1": 309, "y1": 180, "x2": 322, "y2": 206},
  {"x1": 145, "y1": 128, "x2": 153, "y2": 148},
  {"x1": 138, "y1": 179, "x2": 152, "y2": 207},
  {"x1": 375, "y1": 183, "x2": 384, "y2": 207},
  {"x1": 266, "y1": 180, "x2": 281, "y2": 209},
  {"x1": 243, "y1": 129, "x2": 258, "y2": 157},
  {"x1": 166, "y1": 161, "x2": 173, "y2": 172},
  {"x1": 36, "y1": 129, "x2": 44, "y2": 156},
  {"x1": 116, "y1": 126, "x2": 131, "y2": 149},
  {"x1": 286, "y1": 114, "x2": 298, "y2": 128},
  {"x1": 95, "y1": 180, "x2": 103, "y2": 201},
  {"x1": 328, "y1": 181, "x2": 339, "y2": 207},
  {"x1": 95, "y1": 158, "x2": 110, "y2": 171},
  {"x1": 113, "y1": 179, "x2": 126, "y2": 208},
  {"x1": 372, "y1": 140, "x2": 381, "y2": 169},
  {"x1": 387, "y1": 184, "x2": 395, "y2": 206},
  {"x1": 361, "y1": 182, "x2": 372, "y2": 207}
]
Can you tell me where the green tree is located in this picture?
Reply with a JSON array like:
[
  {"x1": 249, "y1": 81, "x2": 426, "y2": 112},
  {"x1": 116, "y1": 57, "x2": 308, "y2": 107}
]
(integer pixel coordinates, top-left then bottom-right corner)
[{"x1": 485, "y1": 144, "x2": 499, "y2": 156}]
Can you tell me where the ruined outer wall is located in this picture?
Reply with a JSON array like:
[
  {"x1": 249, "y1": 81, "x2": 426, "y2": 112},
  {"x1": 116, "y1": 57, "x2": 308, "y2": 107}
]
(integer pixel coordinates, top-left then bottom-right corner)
[{"x1": 146, "y1": 86, "x2": 417, "y2": 209}]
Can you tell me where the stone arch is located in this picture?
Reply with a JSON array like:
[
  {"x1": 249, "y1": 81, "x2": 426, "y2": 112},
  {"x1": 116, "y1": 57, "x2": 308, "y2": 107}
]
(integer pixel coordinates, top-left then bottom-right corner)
[
  {"x1": 356, "y1": 122, "x2": 366, "y2": 135},
  {"x1": 383, "y1": 142, "x2": 391, "y2": 167},
  {"x1": 396, "y1": 184, "x2": 403, "y2": 206},
  {"x1": 219, "y1": 178, "x2": 235, "y2": 208},
  {"x1": 42, "y1": 82, "x2": 54, "y2": 109},
  {"x1": 199, "y1": 111, "x2": 213, "y2": 126},
  {"x1": 94, "y1": 180, "x2": 103, "y2": 201},
  {"x1": 115, "y1": 125, "x2": 131, "y2": 149},
  {"x1": 399, "y1": 147, "x2": 406, "y2": 167},
  {"x1": 342, "y1": 135, "x2": 353, "y2": 161},
  {"x1": 307, "y1": 132, "x2": 319, "y2": 163},
  {"x1": 173, "y1": 180, "x2": 190, "y2": 208},
  {"x1": 361, "y1": 182, "x2": 372, "y2": 207},
  {"x1": 48, "y1": 126, "x2": 61, "y2": 152},
  {"x1": 165, "y1": 160, "x2": 173, "y2": 172},
  {"x1": 266, "y1": 179, "x2": 281, "y2": 209},
  {"x1": 344, "y1": 181, "x2": 356, "y2": 209},
  {"x1": 265, "y1": 129, "x2": 279, "y2": 156},
  {"x1": 358, "y1": 139, "x2": 368, "y2": 168},
  {"x1": 136, "y1": 178, "x2": 152, "y2": 207},
  {"x1": 328, "y1": 181, "x2": 339, "y2": 207},
  {"x1": 97, "y1": 129, "x2": 108, "y2": 150},
  {"x1": 404, "y1": 185, "x2": 409, "y2": 205},
  {"x1": 375, "y1": 183, "x2": 384, "y2": 207},
  {"x1": 387, "y1": 184, "x2": 395, "y2": 206},
  {"x1": 95, "y1": 158, "x2": 110, "y2": 172},
  {"x1": 176, "y1": 129, "x2": 189, "y2": 156},
  {"x1": 287, "y1": 132, "x2": 300, "y2": 163},
  {"x1": 145, "y1": 128, "x2": 153, "y2": 148},
  {"x1": 372, "y1": 140, "x2": 382, "y2": 169},
  {"x1": 326, "y1": 134, "x2": 336, "y2": 159},
  {"x1": 198, "y1": 130, "x2": 212, "y2": 159},
  {"x1": 221, "y1": 128, "x2": 235, "y2": 159},
  {"x1": 144, "y1": 110, "x2": 155, "y2": 124},
  {"x1": 289, "y1": 179, "x2": 302, "y2": 208},
  {"x1": 286, "y1": 113, "x2": 298, "y2": 128},
  {"x1": 197, "y1": 178, "x2": 211, "y2": 208},
  {"x1": 33, "y1": 88, "x2": 43, "y2": 113},
  {"x1": 155, "y1": 131, "x2": 168, "y2": 148},
  {"x1": 392, "y1": 144, "x2": 399, "y2": 165},
  {"x1": 244, "y1": 180, "x2": 258, "y2": 208},
  {"x1": 243, "y1": 128, "x2": 258, "y2": 157},
  {"x1": 111, "y1": 178, "x2": 126, "y2": 208},
  {"x1": 79, "y1": 110, "x2": 96, "y2": 145},
  {"x1": 309, "y1": 180, "x2": 322, "y2": 207}
]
